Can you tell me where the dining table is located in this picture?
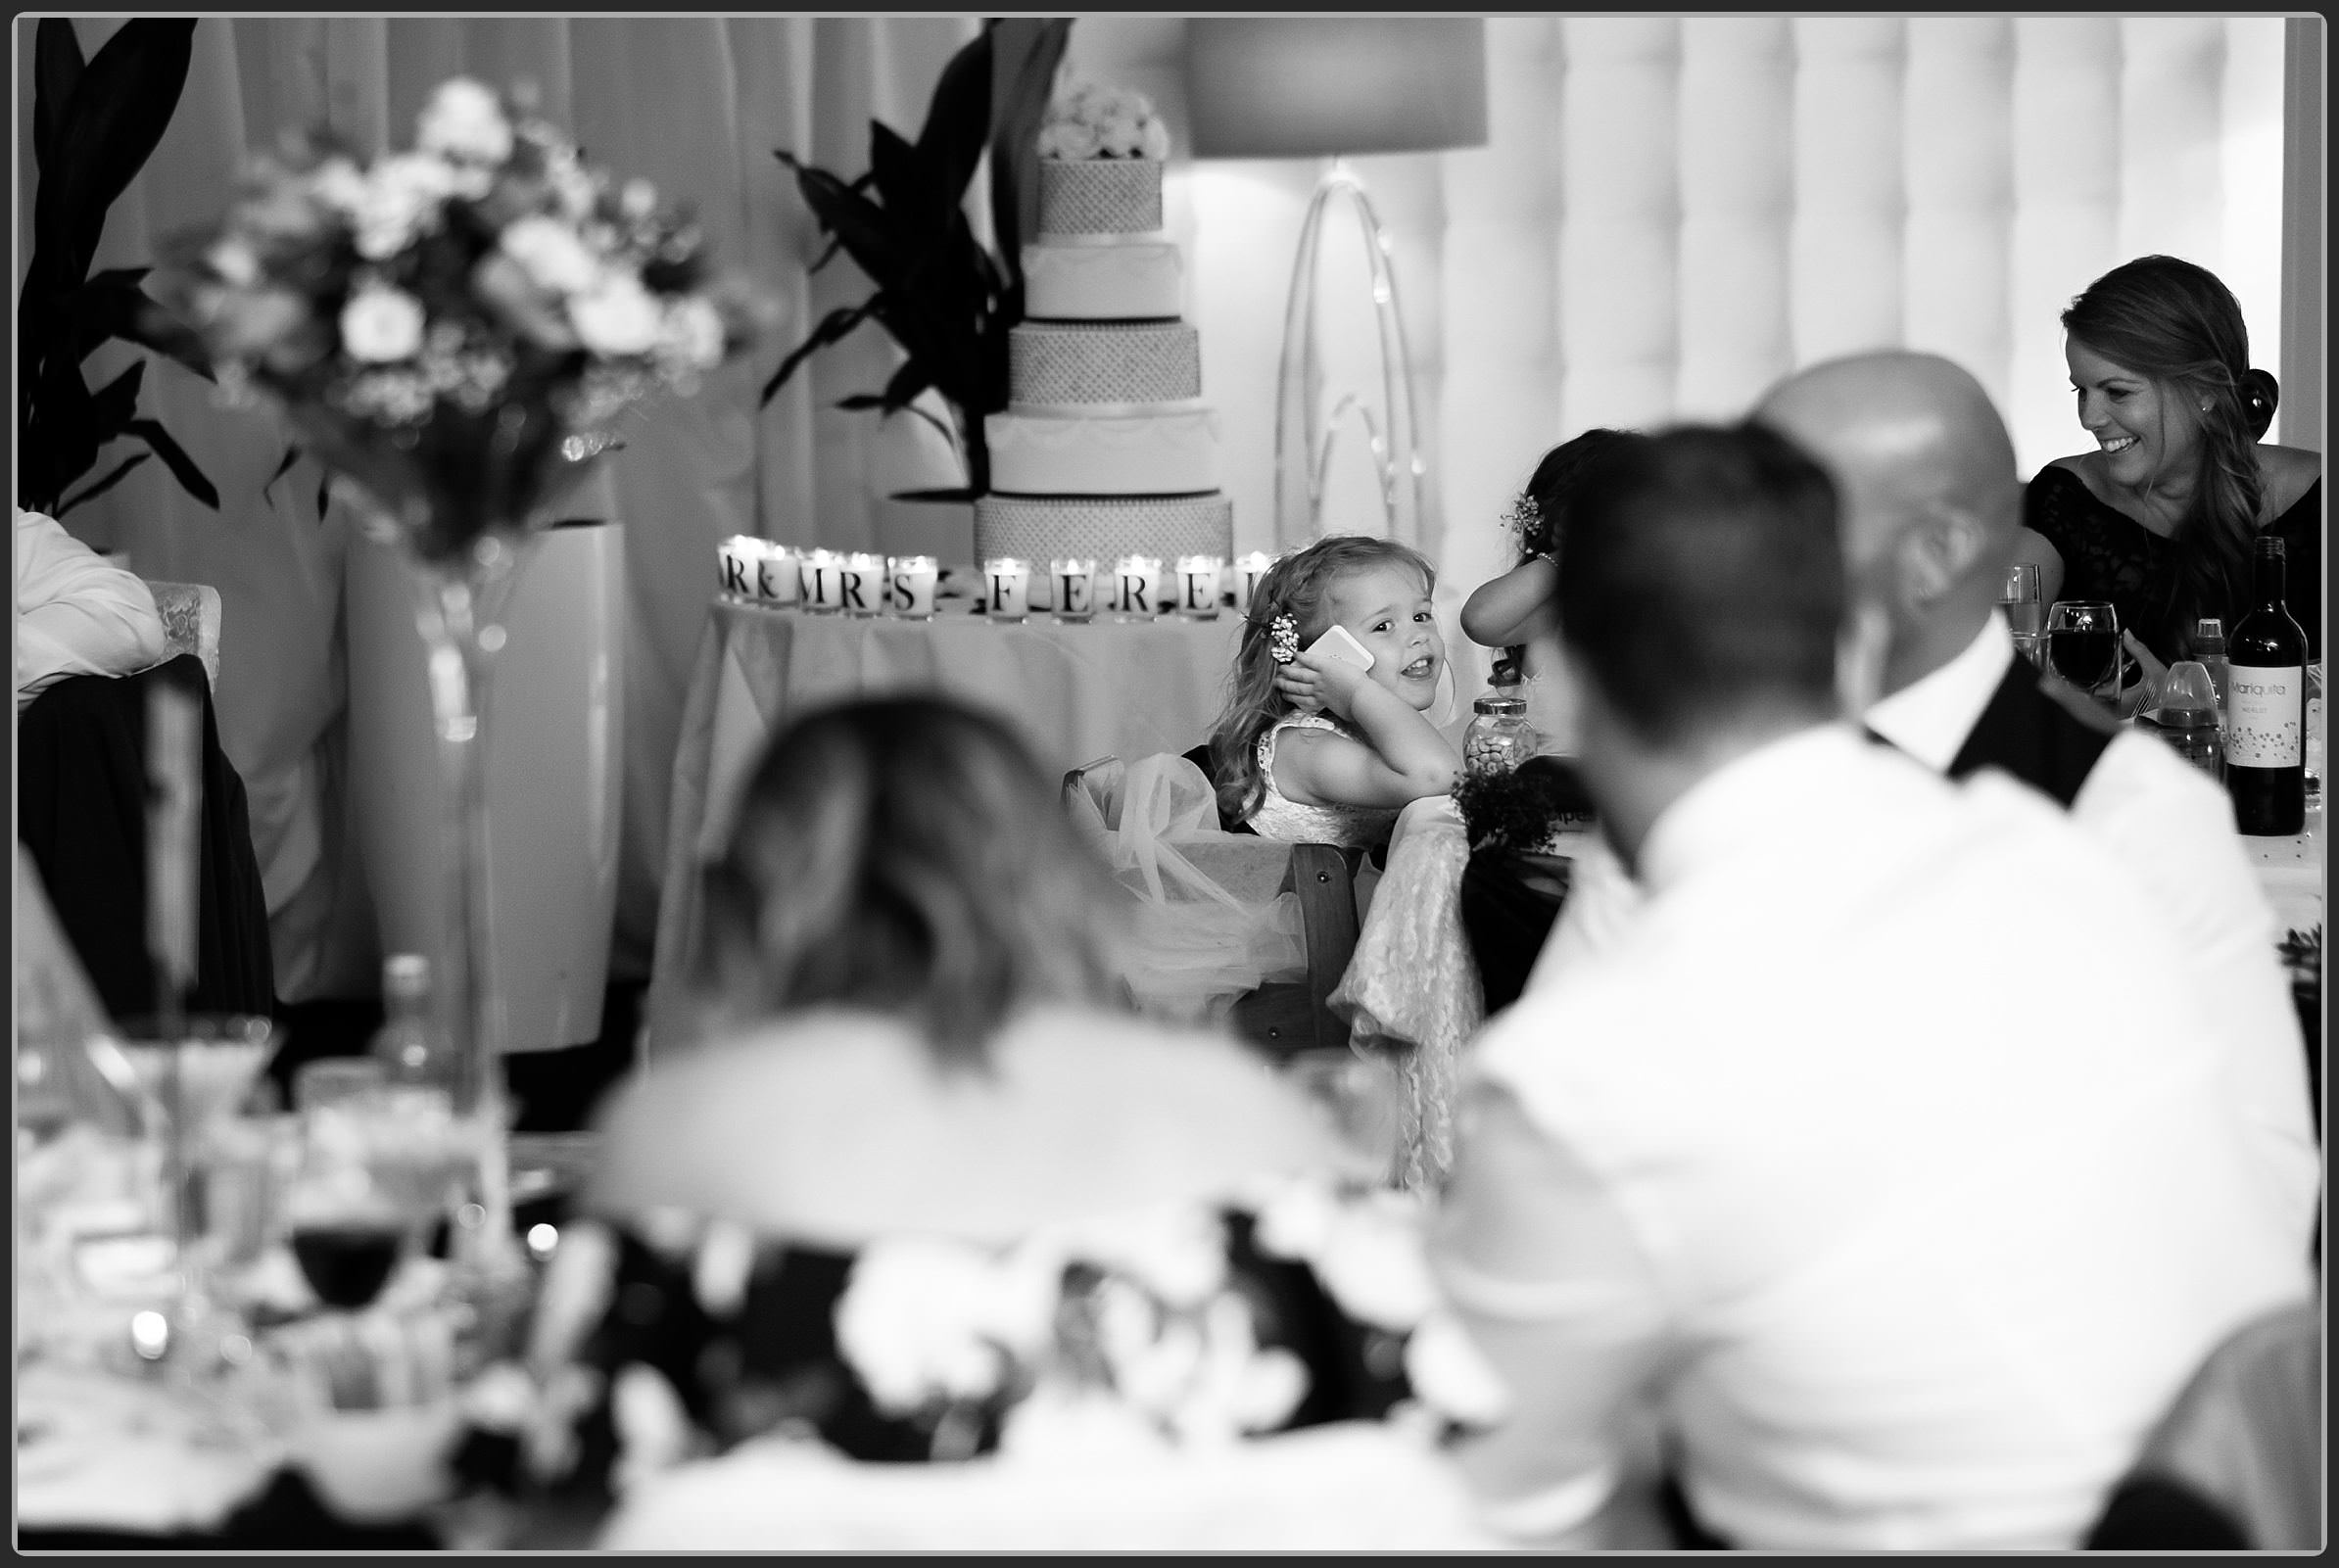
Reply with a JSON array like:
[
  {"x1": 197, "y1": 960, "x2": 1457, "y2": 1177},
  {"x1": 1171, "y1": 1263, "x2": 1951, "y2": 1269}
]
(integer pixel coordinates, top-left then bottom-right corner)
[
  {"x1": 644, "y1": 596, "x2": 1244, "y2": 1054},
  {"x1": 13, "y1": 1129, "x2": 600, "y2": 1552}
]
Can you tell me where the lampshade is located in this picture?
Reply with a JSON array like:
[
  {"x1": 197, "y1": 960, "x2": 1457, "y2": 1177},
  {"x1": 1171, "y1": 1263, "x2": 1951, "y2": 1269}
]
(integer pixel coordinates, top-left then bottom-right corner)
[{"x1": 1184, "y1": 19, "x2": 1488, "y2": 159}]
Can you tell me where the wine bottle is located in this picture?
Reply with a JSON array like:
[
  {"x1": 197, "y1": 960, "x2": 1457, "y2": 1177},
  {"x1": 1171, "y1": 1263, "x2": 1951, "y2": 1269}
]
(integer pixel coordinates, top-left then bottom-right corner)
[{"x1": 2225, "y1": 537, "x2": 2306, "y2": 835}]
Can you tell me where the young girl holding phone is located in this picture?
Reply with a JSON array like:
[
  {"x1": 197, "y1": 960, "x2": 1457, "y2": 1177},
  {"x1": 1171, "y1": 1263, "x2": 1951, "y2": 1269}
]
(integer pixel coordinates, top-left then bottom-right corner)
[{"x1": 1205, "y1": 536, "x2": 1459, "y2": 848}]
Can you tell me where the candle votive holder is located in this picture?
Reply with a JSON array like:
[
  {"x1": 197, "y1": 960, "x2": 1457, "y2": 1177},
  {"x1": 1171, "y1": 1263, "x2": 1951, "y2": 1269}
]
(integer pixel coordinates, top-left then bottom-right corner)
[
  {"x1": 800, "y1": 549, "x2": 844, "y2": 614},
  {"x1": 1050, "y1": 558, "x2": 1101, "y2": 623},
  {"x1": 754, "y1": 544, "x2": 802, "y2": 609},
  {"x1": 1112, "y1": 555, "x2": 1166, "y2": 623},
  {"x1": 888, "y1": 554, "x2": 939, "y2": 620},
  {"x1": 982, "y1": 557, "x2": 1032, "y2": 622},
  {"x1": 1175, "y1": 555, "x2": 1225, "y2": 620},
  {"x1": 717, "y1": 536, "x2": 761, "y2": 603},
  {"x1": 1231, "y1": 551, "x2": 1274, "y2": 616},
  {"x1": 839, "y1": 552, "x2": 885, "y2": 616}
]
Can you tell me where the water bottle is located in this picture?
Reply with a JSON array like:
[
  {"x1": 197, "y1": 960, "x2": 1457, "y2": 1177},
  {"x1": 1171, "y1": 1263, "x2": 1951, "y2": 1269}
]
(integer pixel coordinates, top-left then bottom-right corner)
[
  {"x1": 370, "y1": 954, "x2": 455, "y2": 1097},
  {"x1": 2192, "y1": 617, "x2": 2229, "y2": 720}
]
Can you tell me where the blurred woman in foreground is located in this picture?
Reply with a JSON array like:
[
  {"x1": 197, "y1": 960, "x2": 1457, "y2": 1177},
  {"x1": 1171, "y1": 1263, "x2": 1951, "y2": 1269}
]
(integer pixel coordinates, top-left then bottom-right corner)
[{"x1": 470, "y1": 697, "x2": 1505, "y2": 1550}]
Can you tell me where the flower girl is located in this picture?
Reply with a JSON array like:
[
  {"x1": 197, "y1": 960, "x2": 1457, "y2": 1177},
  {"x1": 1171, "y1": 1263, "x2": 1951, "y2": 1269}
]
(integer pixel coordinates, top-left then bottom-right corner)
[{"x1": 1205, "y1": 537, "x2": 1460, "y2": 849}]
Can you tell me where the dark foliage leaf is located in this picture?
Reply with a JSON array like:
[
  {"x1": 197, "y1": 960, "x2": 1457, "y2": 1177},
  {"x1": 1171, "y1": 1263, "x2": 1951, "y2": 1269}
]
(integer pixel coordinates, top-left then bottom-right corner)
[
  {"x1": 57, "y1": 453, "x2": 149, "y2": 517},
  {"x1": 125, "y1": 418, "x2": 219, "y2": 509},
  {"x1": 33, "y1": 21, "x2": 85, "y2": 182},
  {"x1": 867, "y1": 120, "x2": 941, "y2": 232},
  {"x1": 38, "y1": 19, "x2": 197, "y2": 287},
  {"x1": 761, "y1": 300, "x2": 879, "y2": 405},
  {"x1": 88, "y1": 359, "x2": 147, "y2": 436},
  {"x1": 986, "y1": 19, "x2": 1074, "y2": 298},
  {"x1": 914, "y1": 25, "x2": 995, "y2": 212},
  {"x1": 260, "y1": 446, "x2": 303, "y2": 506}
]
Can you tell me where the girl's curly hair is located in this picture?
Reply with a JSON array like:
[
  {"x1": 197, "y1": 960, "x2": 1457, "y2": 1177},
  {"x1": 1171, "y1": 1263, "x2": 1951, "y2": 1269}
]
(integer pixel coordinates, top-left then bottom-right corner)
[{"x1": 1204, "y1": 535, "x2": 1437, "y2": 827}]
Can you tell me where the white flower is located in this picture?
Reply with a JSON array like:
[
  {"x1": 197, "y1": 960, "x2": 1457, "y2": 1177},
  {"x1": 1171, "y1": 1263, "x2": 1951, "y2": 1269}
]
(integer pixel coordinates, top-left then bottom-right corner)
[
  {"x1": 567, "y1": 270, "x2": 663, "y2": 356},
  {"x1": 500, "y1": 214, "x2": 602, "y2": 297},
  {"x1": 999, "y1": 1381, "x2": 1172, "y2": 1463},
  {"x1": 1141, "y1": 118, "x2": 1171, "y2": 162},
  {"x1": 1173, "y1": 1293, "x2": 1308, "y2": 1444},
  {"x1": 1056, "y1": 1203, "x2": 1226, "y2": 1309},
  {"x1": 307, "y1": 158, "x2": 370, "y2": 215},
  {"x1": 1099, "y1": 115, "x2": 1147, "y2": 159},
  {"x1": 417, "y1": 77, "x2": 513, "y2": 166},
  {"x1": 207, "y1": 239, "x2": 261, "y2": 288},
  {"x1": 1402, "y1": 1311, "x2": 1512, "y2": 1428},
  {"x1": 658, "y1": 295, "x2": 727, "y2": 373},
  {"x1": 340, "y1": 283, "x2": 426, "y2": 362},
  {"x1": 1311, "y1": 1195, "x2": 1441, "y2": 1332},
  {"x1": 1039, "y1": 119, "x2": 1102, "y2": 162},
  {"x1": 1108, "y1": 86, "x2": 1155, "y2": 124},
  {"x1": 353, "y1": 153, "x2": 456, "y2": 260},
  {"x1": 691, "y1": 1220, "x2": 756, "y2": 1318},
  {"x1": 1251, "y1": 1176, "x2": 1338, "y2": 1261},
  {"x1": 619, "y1": 178, "x2": 658, "y2": 221},
  {"x1": 457, "y1": 1360, "x2": 537, "y2": 1432},
  {"x1": 610, "y1": 1362, "x2": 694, "y2": 1494},
  {"x1": 834, "y1": 1237, "x2": 1022, "y2": 1413}
]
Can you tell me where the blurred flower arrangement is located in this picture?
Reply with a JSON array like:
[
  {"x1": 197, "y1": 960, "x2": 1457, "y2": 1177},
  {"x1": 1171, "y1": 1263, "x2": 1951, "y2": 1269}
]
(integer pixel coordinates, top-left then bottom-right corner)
[
  {"x1": 152, "y1": 76, "x2": 773, "y2": 562},
  {"x1": 1035, "y1": 80, "x2": 1171, "y2": 162}
]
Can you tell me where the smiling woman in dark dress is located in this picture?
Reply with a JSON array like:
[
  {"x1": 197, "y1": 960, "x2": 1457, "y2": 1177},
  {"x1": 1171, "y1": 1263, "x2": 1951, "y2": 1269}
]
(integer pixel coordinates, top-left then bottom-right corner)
[{"x1": 2013, "y1": 256, "x2": 2321, "y2": 696}]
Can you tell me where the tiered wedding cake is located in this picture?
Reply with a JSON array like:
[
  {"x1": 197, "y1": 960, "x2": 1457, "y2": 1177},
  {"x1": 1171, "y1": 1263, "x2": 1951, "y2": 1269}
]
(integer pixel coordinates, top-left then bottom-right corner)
[{"x1": 976, "y1": 85, "x2": 1234, "y2": 564}]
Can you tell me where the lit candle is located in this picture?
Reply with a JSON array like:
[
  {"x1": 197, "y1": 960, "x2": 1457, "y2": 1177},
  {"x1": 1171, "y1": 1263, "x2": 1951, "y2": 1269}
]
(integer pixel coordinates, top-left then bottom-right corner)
[
  {"x1": 717, "y1": 536, "x2": 760, "y2": 602},
  {"x1": 1175, "y1": 554, "x2": 1225, "y2": 619},
  {"x1": 839, "y1": 551, "x2": 885, "y2": 616},
  {"x1": 754, "y1": 543, "x2": 801, "y2": 608},
  {"x1": 888, "y1": 554, "x2": 939, "y2": 619},
  {"x1": 1231, "y1": 551, "x2": 1274, "y2": 616},
  {"x1": 801, "y1": 548, "x2": 844, "y2": 613},
  {"x1": 1112, "y1": 554, "x2": 1166, "y2": 622},
  {"x1": 982, "y1": 557, "x2": 1032, "y2": 622},
  {"x1": 1051, "y1": 557, "x2": 1100, "y2": 622}
]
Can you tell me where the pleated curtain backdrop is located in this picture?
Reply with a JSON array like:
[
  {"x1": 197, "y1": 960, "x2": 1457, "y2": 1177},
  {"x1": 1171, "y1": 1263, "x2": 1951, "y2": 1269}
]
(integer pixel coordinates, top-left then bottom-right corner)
[{"x1": 17, "y1": 15, "x2": 2296, "y2": 1003}]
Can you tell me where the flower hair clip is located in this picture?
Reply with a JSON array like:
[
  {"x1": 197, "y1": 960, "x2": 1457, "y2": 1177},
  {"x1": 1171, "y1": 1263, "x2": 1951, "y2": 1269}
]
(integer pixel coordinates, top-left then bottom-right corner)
[
  {"x1": 1501, "y1": 491, "x2": 1542, "y2": 545},
  {"x1": 1268, "y1": 612, "x2": 1300, "y2": 665}
]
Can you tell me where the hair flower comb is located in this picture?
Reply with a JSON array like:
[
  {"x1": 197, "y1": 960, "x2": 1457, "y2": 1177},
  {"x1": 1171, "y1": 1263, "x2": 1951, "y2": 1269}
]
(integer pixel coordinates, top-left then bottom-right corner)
[{"x1": 1268, "y1": 612, "x2": 1300, "y2": 665}]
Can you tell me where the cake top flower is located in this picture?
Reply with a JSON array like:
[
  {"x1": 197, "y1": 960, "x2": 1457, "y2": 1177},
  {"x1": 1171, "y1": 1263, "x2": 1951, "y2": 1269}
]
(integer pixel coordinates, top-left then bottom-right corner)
[{"x1": 1037, "y1": 79, "x2": 1171, "y2": 163}]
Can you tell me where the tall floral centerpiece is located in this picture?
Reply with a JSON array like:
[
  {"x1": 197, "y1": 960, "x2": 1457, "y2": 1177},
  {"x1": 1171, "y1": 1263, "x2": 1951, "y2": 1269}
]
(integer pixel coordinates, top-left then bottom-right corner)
[{"x1": 156, "y1": 80, "x2": 771, "y2": 1125}]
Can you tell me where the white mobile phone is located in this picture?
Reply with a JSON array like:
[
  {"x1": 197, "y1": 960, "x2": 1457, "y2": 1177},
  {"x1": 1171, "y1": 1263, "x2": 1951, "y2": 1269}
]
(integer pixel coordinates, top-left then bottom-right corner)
[{"x1": 1307, "y1": 624, "x2": 1376, "y2": 673}]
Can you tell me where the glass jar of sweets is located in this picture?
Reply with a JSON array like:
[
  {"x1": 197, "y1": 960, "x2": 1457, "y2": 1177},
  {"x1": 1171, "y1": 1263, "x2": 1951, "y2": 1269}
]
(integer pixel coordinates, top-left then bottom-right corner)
[{"x1": 1463, "y1": 691, "x2": 1538, "y2": 778}]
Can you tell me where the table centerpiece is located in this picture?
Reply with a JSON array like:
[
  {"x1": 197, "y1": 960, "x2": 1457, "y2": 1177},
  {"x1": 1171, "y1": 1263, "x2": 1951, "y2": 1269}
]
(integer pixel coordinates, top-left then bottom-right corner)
[{"x1": 152, "y1": 77, "x2": 774, "y2": 1142}]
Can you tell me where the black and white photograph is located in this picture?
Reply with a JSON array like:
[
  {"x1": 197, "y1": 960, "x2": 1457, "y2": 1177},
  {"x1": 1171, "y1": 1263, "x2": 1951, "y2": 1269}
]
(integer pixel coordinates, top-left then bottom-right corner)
[{"x1": 12, "y1": 12, "x2": 2325, "y2": 1552}]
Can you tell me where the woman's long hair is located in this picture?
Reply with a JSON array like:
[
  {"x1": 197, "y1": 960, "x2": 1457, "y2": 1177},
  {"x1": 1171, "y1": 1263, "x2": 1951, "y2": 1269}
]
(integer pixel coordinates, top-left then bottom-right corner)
[
  {"x1": 696, "y1": 696, "x2": 1128, "y2": 1067},
  {"x1": 2062, "y1": 255, "x2": 2277, "y2": 654},
  {"x1": 1204, "y1": 535, "x2": 1437, "y2": 827}
]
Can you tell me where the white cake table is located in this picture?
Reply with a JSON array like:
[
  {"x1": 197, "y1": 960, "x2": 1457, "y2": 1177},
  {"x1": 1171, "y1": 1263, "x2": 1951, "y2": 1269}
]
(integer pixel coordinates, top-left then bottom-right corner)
[{"x1": 645, "y1": 599, "x2": 1244, "y2": 1053}]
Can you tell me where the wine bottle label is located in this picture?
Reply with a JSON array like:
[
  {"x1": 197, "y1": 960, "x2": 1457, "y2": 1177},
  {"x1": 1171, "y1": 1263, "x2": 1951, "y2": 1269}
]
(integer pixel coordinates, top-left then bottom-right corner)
[{"x1": 2226, "y1": 665, "x2": 2303, "y2": 766}]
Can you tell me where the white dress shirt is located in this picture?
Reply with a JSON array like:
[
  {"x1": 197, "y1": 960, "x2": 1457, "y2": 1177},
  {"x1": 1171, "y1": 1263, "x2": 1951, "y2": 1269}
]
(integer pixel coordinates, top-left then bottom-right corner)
[
  {"x1": 1438, "y1": 725, "x2": 2312, "y2": 1550},
  {"x1": 1533, "y1": 614, "x2": 2319, "y2": 1254},
  {"x1": 15, "y1": 507, "x2": 166, "y2": 709}
]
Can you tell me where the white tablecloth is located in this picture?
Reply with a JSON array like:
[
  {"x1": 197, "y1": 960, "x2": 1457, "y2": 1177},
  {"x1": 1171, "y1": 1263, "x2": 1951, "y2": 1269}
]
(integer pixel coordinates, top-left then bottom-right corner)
[{"x1": 646, "y1": 601, "x2": 1244, "y2": 1052}]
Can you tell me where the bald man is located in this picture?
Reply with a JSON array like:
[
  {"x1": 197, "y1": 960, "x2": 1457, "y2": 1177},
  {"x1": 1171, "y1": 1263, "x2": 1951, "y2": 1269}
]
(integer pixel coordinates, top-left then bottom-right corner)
[{"x1": 1531, "y1": 352, "x2": 2316, "y2": 1255}]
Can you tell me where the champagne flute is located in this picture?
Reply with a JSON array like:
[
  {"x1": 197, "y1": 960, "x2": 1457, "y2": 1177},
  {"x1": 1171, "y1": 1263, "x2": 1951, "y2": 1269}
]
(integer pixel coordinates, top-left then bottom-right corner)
[
  {"x1": 2045, "y1": 600, "x2": 2122, "y2": 706},
  {"x1": 2000, "y1": 564, "x2": 2044, "y2": 667}
]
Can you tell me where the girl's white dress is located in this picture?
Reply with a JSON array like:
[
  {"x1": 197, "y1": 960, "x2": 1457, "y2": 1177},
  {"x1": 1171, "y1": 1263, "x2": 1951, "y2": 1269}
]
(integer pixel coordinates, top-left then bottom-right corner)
[{"x1": 1245, "y1": 713, "x2": 1401, "y2": 849}]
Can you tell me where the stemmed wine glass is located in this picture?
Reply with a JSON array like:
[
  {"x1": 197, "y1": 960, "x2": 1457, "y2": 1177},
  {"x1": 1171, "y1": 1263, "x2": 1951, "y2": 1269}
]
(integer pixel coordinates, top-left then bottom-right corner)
[{"x1": 2045, "y1": 600, "x2": 2122, "y2": 707}]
